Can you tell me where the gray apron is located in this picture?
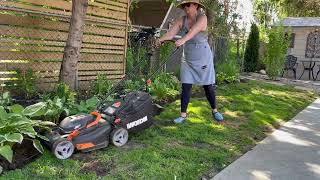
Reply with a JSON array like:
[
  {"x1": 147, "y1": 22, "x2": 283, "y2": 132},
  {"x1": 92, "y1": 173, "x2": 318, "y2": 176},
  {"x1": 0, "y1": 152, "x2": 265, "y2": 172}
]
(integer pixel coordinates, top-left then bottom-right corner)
[{"x1": 180, "y1": 14, "x2": 215, "y2": 85}]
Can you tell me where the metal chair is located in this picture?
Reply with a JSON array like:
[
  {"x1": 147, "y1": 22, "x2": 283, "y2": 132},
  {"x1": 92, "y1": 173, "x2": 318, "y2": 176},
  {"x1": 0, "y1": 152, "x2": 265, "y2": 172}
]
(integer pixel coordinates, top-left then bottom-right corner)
[
  {"x1": 282, "y1": 55, "x2": 298, "y2": 79},
  {"x1": 315, "y1": 65, "x2": 320, "y2": 81}
]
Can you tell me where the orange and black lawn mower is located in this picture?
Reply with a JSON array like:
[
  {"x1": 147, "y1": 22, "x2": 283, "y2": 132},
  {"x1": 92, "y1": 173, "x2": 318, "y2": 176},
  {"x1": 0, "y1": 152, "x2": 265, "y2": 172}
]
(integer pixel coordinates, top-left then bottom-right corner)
[{"x1": 46, "y1": 90, "x2": 154, "y2": 160}]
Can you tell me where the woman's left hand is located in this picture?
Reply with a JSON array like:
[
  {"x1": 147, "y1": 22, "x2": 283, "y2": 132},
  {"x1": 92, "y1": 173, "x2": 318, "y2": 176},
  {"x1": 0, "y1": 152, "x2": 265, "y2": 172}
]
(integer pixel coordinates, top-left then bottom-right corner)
[{"x1": 175, "y1": 39, "x2": 186, "y2": 47}]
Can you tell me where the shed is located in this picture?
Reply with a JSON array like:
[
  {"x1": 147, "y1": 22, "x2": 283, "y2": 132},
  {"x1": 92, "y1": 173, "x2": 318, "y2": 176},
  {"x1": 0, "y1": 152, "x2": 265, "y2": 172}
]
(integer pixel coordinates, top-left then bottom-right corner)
[{"x1": 283, "y1": 17, "x2": 320, "y2": 80}]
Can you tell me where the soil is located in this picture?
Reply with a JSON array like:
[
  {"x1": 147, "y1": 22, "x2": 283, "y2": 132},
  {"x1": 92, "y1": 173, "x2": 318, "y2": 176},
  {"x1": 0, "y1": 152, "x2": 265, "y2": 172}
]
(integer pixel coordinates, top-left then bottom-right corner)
[
  {"x1": 0, "y1": 139, "x2": 41, "y2": 171},
  {"x1": 80, "y1": 160, "x2": 114, "y2": 177},
  {"x1": 72, "y1": 153, "x2": 115, "y2": 177},
  {"x1": 12, "y1": 96, "x2": 40, "y2": 107}
]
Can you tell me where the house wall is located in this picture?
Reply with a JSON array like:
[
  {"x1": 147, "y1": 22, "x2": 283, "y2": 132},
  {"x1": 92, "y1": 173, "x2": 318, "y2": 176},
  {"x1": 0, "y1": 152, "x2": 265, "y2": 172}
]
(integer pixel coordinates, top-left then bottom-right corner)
[{"x1": 286, "y1": 26, "x2": 320, "y2": 80}]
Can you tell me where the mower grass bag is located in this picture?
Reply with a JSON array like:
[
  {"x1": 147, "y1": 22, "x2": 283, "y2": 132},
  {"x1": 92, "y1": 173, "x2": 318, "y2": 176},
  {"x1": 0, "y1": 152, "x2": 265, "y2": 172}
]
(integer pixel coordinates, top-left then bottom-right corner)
[
  {"x1": 46, "y1": 91, "x2": 154, "y2": 160},
  {"x1": 103, "y1": 91, "x2": 154, "y2": 132}
]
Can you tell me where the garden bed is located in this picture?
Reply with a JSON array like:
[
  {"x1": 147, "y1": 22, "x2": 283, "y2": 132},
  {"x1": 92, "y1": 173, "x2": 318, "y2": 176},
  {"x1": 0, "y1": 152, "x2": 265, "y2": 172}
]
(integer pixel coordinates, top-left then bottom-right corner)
[{"x1": 0, "y1": 140, "x2": 41, "y2": 172}]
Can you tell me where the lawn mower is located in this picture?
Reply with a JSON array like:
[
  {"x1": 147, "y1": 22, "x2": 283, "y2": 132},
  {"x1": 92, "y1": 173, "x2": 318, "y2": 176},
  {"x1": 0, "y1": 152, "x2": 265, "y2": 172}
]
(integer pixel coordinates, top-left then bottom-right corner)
[
  {"x1": 46, "y1": 90, "x2": 154, "y2": 160},
  {"x1": 45, "y1": 31, "x2": 181, "y2": 160}
]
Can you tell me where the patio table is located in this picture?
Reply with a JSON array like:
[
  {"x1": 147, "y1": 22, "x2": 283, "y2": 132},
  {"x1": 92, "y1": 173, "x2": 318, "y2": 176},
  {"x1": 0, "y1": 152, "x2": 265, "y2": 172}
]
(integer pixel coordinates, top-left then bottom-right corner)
[{"x1": 299, "y1": 60, "x2": 317, "y2": 80}]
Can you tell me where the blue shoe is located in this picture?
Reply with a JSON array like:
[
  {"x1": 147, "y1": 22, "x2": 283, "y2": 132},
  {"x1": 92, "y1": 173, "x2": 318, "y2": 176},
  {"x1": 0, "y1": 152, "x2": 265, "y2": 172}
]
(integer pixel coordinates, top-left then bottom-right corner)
[
  {"x1": 173, "y1": 116, "x2": 186, "y2": 124},
  {"x1": 212, "y1": 112, "x2": 224, "y2": 121}
]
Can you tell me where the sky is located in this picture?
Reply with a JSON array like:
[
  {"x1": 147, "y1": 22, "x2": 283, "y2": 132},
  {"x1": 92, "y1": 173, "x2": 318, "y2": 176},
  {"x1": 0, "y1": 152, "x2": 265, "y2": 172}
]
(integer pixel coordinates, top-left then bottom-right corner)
[{"x1": 235, "y1": 0, "x2": 255, "y2": 32}]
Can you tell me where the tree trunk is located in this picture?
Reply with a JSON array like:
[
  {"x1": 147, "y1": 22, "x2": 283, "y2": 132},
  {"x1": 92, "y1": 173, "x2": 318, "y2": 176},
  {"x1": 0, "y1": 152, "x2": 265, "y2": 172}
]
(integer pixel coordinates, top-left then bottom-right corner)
[{"x1": 59, "y1": 0, "x2": 88, "y2": 90}]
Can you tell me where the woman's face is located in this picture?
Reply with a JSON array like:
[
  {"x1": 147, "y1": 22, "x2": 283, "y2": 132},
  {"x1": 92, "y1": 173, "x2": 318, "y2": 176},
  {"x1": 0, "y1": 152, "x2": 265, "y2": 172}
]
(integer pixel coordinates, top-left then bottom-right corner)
[{"x1": 183, "y1": 3, "x2": 198, "y2": 14}]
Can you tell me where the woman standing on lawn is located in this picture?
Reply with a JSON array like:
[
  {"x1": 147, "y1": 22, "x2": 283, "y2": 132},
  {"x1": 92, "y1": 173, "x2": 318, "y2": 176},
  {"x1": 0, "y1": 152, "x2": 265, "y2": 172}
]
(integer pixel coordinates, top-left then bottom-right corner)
[{"x1": 154, "y1": 0, "x2": 224, "y2": 123}]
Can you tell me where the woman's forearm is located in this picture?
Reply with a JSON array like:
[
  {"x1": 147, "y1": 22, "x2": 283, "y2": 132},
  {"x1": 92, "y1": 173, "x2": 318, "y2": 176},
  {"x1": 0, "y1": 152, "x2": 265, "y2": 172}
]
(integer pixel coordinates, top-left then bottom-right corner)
[{"x1": 159, "y1": 18, "x2": 182, "y2": 43}]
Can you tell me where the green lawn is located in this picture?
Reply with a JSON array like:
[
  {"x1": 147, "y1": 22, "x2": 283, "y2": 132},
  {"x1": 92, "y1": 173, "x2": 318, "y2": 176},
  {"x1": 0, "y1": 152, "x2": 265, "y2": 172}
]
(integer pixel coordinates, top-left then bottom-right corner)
[{"x1": 2, "y1": 80, "x2": 316, "y2": 180}]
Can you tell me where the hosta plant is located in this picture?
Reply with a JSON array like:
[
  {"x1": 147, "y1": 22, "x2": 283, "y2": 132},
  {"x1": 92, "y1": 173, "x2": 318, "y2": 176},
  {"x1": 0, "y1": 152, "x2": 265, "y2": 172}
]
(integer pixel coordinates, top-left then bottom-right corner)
[{"x1": 0, "y1": 105, "x2": 54, "y2": 163}]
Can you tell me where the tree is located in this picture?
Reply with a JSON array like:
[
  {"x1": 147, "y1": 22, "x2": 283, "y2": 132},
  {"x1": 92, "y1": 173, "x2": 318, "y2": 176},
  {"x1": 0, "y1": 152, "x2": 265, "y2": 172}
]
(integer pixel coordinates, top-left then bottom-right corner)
[
  {"x1": 254, "y1": 0, "x2": 277, "y2": 29},
  {"x1": 270, "y1": 0, "x2": 320, "y2": 17},
  {"x1": 59, "y1": 0, "x2": 88, "y2": 90},
  {"x1": 244, "y1": 23, "x2": 260, "y2": 72},
  {"x1": 264, "y1": 25, "x2": 290, "y2": 80}
]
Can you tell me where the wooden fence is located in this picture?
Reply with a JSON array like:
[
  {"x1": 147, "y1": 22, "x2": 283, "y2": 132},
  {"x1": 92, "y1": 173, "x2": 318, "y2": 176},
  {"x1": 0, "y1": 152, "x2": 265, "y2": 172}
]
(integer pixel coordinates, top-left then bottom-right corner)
[{"x1": 0, "y1": 0, "x2": 130, "y2": 92}]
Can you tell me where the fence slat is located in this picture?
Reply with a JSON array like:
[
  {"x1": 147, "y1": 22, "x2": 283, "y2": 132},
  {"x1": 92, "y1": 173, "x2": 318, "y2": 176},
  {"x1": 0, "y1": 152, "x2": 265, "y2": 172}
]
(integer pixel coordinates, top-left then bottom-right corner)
[
  {"x1": 0, "y1": 1, "x2": 125, "y2": 24},
  {"x1": 0, "y1": 62, "x2": 124, "y2": 71},
  {"x1": 0, "y1": 51, "x2": 124, "y2": 62},
  {"x1": 0, "y1": 14, "x2": 126, "y2": 37},
  {"x1": 16, "y1": 0, "x2": 127, "y2": 21},
  {"x1": 88, "y1": 1, "x2": 126, "y2": 12},
  {"x1": 0, "y1": 39, "x2": 125, "y2": 51},
  {"x1": 94, "y1": 0, "x2": 127, "y2": 8},
  {"x1": 0, "y1": 26, "x2": 126, "y2": 45}
]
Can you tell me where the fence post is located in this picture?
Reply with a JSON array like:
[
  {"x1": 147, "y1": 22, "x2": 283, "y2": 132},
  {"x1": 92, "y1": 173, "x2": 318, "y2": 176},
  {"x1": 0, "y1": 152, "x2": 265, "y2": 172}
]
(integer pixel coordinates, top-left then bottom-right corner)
[
  {"x1": 237, "y1": 38, "x2": 240, "y2": 64},
  {"x1": 150, "y1": 46, "x2": 160, "y2": 74}
]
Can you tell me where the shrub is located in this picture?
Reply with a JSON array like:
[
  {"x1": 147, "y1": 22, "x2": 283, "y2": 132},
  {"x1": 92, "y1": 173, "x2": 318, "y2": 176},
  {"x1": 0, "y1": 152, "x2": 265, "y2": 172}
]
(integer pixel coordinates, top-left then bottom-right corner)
[
  {"x1": 264, "y1": 25, "x2": 290, "y2": 80},
  {"x1": 126, "y1": 47, "x2": 149, "y2": 77},
  {"x1": 149, "y1": 72, "x2": 180, "y2": 103},
  {"x1": 244, "y1": 23, "x2": 260, "y2": 72},
  {"x1": 91, "y1": 74, "x2": 113, "y2": 97},
  {"x1": 216, "y1": 40, "x2": 241, "y2": 85},
  {"x1": 5, "y1": 69, "x2": 38, "y2": 99}
]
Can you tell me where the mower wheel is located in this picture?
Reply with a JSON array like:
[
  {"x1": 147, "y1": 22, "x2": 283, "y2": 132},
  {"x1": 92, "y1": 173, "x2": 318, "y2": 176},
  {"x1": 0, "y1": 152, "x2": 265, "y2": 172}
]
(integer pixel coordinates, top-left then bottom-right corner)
[
  {"x1": 52, "y1": 138, "x2": 75, "y2": 160},
  {"x1": 110, "y1": 128, "x2": 128, "y2": 147}
]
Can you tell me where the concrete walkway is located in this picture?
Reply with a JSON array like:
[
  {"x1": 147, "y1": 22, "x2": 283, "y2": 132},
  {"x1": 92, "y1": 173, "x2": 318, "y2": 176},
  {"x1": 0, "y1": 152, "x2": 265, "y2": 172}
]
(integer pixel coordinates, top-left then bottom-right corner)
[{"x1": 213, "y1": 98, "x2": 320, "y2": 180}]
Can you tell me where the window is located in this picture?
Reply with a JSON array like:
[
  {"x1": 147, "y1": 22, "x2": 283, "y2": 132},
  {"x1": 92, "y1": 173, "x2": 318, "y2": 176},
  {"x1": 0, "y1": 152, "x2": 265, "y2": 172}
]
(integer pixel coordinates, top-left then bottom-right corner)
[
  {"x1": 285, "y1": 33, "x2": 295, "y2": 48},
  {"x1": 305, "y1": 30, "x2": 320, "y2": 58},
  {"x1": 289, "y1": 33, "x2": 295, "y2": 48}
]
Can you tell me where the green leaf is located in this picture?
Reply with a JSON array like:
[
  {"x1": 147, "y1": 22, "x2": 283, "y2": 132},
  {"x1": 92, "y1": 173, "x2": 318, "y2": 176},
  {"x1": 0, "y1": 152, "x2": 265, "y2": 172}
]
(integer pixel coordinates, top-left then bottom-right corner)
[
  {"x1": 5, "y1": 133, "x2": 23, "y2": 143},
  {"x1": 54, "y1": 98, "x2": 63, "y2": 109},
  {"x1": 33, "y1": 139, "x2": 44, "y2": 153},
  {"x1": 0, "y1": 107, "x2": 8, "y2": 120},
  {"x1": 80, "y1": 101, "x2": 85, "y2": 107},
  {"x1": 10, "y1": 104, "x2": 24, "y2": 114},
  {"x1": 86, "y1": 97, "x2": 99, "y2": 107},
  {"x1": 2, "y1": 92, "x2": 9, "y2": 100},
  {"x1": 0, "y1": 145, "x2": 13, "y2": 163},
  {"x1": 19, "y1": 125, "x2": 36, "y2": 138},
  {"x1": 0, "y1": 135, "x2": 5, "y2": 144},
  {"x1": 23, "y1": 102, "x2": 47, "y2": 117},
  {"x1": 36, "y1": 134, "x2": 49, "y2": 141}
]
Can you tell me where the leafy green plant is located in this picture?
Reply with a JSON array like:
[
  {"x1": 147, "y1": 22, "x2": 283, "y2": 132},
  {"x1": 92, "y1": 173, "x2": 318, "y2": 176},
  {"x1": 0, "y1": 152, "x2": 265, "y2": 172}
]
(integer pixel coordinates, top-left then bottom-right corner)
[
  {"x1": 160, "y1": 42, "x2": 175, "y2": 63},
  {"x1": 91, "y1": 74, "x2": 114, "y2": 98},
  {"x1": 41, "y1": 83, "x2": 76, "y2": 106},
  {"x1": 216, "y1": 57, "x2": 240, "y2": 84},
  {"x1": 216, "y1": 72, "x2": 238, "y2": 85},
  {"x1": 70, "y1": 96, "x2": 99, "y2": 114},
  {"x1": 244, "y1": 23, "x2": 260, "y2": 72},
  {"x1": 123, "y1": 78, "x2": 146, "y2": 94},
  {"x1": 149, "y1": 73, "x2": 180, "y2": 103},
  {"x1": 0, "y1": 92, "x2": 12, "y2": 110},
  {"x1": 24, "y1": 97, "x2": 68, "y2": 124},
  {"x1": 126, "y1": 47, "x2": 149, "y2": 77},
  {"x1": 264, "y1": 25, "x2": 290, "y2": 80},
  {"x1": 0, "y1": 105, "x2": 54, "y2": 163},
  {"x1": 6, "y1": 69, "x2": 38, "y2": 99}
]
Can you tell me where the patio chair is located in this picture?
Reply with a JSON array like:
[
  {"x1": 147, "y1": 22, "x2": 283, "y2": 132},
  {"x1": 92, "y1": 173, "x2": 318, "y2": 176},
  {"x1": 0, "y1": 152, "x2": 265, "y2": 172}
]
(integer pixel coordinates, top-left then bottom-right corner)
[{"x1": 282, "y1": 55, "x2": 298, "y2": 79}]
